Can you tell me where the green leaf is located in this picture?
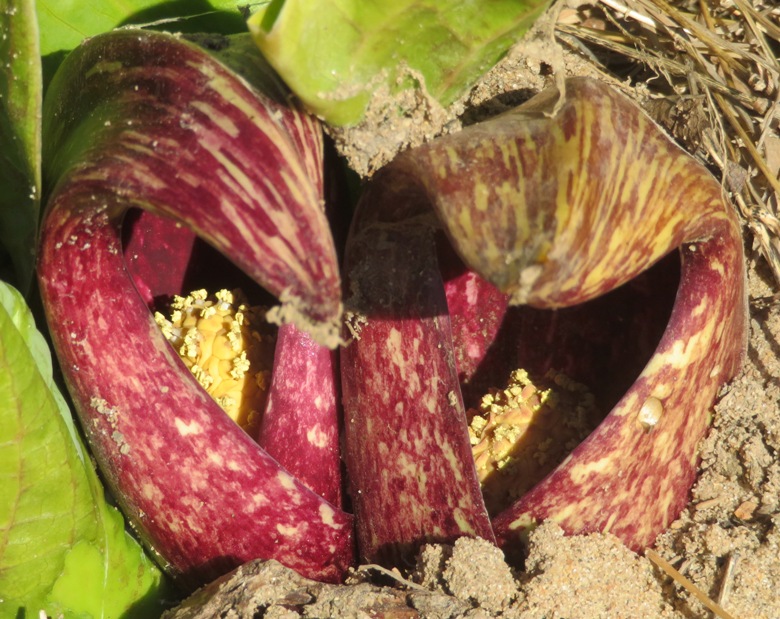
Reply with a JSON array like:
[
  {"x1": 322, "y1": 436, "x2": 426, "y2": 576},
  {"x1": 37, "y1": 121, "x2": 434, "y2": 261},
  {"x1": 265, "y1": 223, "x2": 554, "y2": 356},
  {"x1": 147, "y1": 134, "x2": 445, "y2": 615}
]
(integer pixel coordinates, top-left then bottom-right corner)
[
  {"x1": 37, "y1": 0, "x2": 252, "y2": 90},
  {"x1": 0, "y1": 0, "x2": 41, "y2": 293},
  {"x1": 38, "y1": 0, "x2": 250, "y2": 57},
  {"x1": 248, "y1": 0, "x2": 551, "y2": 126},
  {"x1": 0, "y1": 281, "x2": 170, "y2": 619}
]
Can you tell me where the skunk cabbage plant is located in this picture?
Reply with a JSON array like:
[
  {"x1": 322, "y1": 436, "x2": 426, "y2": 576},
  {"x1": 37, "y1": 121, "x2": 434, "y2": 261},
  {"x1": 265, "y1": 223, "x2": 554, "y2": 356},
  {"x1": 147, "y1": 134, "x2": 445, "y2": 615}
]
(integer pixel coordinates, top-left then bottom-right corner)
[
  {"x1": 36, "y1": 23, "x2": 747, "y2": 596},
  {"x1": 341, "y1": 78, "x2": 747, "y2": 565},
  {"x1": 37, "y1": 30, "x2": 353, "y2": 591}
]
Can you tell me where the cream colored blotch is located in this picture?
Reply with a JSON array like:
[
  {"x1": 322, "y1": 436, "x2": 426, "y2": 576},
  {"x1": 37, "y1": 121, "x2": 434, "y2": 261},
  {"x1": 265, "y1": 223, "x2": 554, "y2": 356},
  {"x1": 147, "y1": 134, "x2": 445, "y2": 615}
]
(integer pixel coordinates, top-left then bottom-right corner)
[{"x1": 637, "y1": 396, "x2": 664, "y2": 431}]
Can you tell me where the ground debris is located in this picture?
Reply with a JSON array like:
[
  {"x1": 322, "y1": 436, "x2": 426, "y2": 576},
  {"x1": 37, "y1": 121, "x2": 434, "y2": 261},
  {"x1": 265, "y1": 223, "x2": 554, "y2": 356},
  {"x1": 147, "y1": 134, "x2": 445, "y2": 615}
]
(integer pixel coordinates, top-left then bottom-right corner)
[{"x1": 162, "y1": 559, "x2": 420, "y2": 619}]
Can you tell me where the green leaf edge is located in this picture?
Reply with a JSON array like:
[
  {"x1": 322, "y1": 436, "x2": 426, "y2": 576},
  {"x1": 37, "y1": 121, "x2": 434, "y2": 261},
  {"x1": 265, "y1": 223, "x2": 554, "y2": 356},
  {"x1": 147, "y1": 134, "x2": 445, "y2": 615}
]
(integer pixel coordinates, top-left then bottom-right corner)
[
  {"x1": 37, "y1": 0, "x2": 251, "y2": 57},
  {"x1": 0, "y1": 281, "x2": 170, "y2": 619}
]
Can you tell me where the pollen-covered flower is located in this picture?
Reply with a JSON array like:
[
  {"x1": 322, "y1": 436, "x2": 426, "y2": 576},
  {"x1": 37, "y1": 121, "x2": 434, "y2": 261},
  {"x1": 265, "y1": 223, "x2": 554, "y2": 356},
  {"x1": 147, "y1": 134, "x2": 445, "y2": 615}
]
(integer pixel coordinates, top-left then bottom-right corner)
[
  {"x1": 154, "y1": 289, "x2": 275, "y2": 435},
  {"x1": 468, "y1": 369, "x2": 598, "y2": 515}
]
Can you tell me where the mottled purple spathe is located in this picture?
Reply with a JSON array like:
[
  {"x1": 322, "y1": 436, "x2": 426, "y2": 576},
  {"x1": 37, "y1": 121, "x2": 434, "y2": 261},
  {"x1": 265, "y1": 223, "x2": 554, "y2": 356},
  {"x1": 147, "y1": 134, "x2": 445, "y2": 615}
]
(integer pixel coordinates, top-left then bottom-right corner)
[{"x1": 38, "y1": 30, "x2": 352, "y2": 590}]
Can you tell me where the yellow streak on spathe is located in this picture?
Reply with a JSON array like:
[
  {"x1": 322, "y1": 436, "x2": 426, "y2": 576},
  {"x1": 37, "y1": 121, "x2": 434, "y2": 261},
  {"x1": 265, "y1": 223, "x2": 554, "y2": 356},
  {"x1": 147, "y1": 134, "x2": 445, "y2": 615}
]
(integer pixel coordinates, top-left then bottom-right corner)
[
  {"x1": 691, "y1": 297, "x2": 708, "y2": 318},
  {"x1": 496, "y1": 179, "x2": 529, "y2": 243},
  {"x1": 210, "y1": 148, "x2": 258, "y2": 203},
  {"x1": 319, "y1": 503, "x2": 338, "y2": 528},
  {"x1": 603, "y1": 511, "x2": 618, "y2": 534},
  {"x1": 445, "y1": 144, "x2": 461, "y2": 169},
  {"x1": 635, "y1": 158, "x2": 662, "y2": 215},
  {"x1": 429, "y1": 148, "x2": 450, "y2": 180},
  {"x1": 653, "y1": 331, "x2": 704, "y2": 372},
  {"x1": 457, "y1": 194, "x2": 474, "y2": 237},
  {"x1": 557, "y1": 97, "x2": 597, "y2": 235},
  {"x1": 306, "y1": 425, "x2": 329, "y2": 449},
  {"x1": 568, "y1": 455, "x2": 614, "y2": 485},
  {"x1": 189, "y1": 100, "x2": 240, "y2": 138},
  {"x1": 174, "y1": 418, "x2": 203, "y2": 436},
  {"x1": 453, "y1": 508, "x2": 481, "y2": 536},
  {"x1": 189, "y1": 59, "x2": 321, "y2": 264},
  {"x1": 277, "y1": 470, "x2": 297, "y2": 491},
  {"x1": 276, "y1": 523, "x2": 300, "y2": 537},
  {"x1": 499, "y1": 139, "x2": 519, "y2": 174},
  {"x1": 398, "y1": 451, "x2": 427, "y2": 493},
  {"x1": 548, "y1": 501, "x2": 579, "y2": 528},
  {"x1": 473, "y1": 183, "x2": 489, "y2": 213},
  {"x1": 385, "y1": 327, "x2": 421, "y2": 395},
  {"x1": 188, "y1": 59, "x2": 301, "y2": 175},
  {"x1": 439, "y1": 440, "x2": 465, "y2": 483},
  {"x1": 709, "y1": 257, "x2": 726, "y2": 277},
  {"x1": 85, "y1": 60, "x2": 123, "y2": 79}
]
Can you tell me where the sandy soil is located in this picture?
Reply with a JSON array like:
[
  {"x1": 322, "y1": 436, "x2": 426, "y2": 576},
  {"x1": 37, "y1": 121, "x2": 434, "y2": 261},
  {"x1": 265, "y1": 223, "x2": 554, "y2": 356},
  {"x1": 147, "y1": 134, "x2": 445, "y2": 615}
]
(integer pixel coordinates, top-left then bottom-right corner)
[{"x1": 167, "y1": 8, "x2": 780, "y2": 619}]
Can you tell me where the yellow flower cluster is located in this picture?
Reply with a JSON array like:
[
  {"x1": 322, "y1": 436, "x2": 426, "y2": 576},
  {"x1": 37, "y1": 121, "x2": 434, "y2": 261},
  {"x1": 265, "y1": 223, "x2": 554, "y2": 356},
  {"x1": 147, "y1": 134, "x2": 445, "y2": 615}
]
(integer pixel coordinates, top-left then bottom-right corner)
[
  {"x1": 155, "y1": 289, "x2": 275, "y2": 435},
  {"x1": 469, "y1": 368, "x2": 599, "y2": 515}
]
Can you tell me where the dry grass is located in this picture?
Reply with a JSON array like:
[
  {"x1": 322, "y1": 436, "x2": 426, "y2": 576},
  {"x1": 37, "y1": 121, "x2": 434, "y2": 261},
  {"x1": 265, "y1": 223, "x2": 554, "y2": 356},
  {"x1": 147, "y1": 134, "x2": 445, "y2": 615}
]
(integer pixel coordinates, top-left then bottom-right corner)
[{"x1": 556, "y1": 0, "x2": 780, "y2": 293}]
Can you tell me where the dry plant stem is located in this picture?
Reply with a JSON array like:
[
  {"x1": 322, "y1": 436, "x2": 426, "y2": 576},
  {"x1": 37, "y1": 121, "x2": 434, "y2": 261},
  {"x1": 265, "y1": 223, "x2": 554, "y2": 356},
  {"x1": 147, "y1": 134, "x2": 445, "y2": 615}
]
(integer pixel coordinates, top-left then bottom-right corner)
[
  {"x1": 357, "y1": 564, "x2": 430, "y2": 591},
  {"x1": 342, "y1": 77, "x2": 746, "y2": 566},
  {"x1": 555, "y1": 23, "x2": 753, "y2": 106},
  {"x1": 38, "y1": 30, "x2": 353, "y2": 589},
  {"x1": 646, "y1": 549, "x2": 736, "y2": 619}
]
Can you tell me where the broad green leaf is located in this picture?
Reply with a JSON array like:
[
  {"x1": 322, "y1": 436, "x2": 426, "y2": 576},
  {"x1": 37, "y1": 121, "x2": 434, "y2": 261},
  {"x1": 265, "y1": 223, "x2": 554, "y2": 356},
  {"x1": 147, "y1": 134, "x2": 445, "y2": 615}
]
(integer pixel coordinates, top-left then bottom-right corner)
[
  {"x1": 0, "y1": 281, "x2": 170, "y2": 619},
  {"x1": 38, "y1": 0, "x2": 250, "y2": 57},
  {"x1": 248, "y1": 0, "x2": 551, "y2": 126},
  {"x1": 0, "y1": 0, "x2": 40, "y2": 293},
  {"x1": 37, "y1": 0, "x2": 253, "y2": 90}
]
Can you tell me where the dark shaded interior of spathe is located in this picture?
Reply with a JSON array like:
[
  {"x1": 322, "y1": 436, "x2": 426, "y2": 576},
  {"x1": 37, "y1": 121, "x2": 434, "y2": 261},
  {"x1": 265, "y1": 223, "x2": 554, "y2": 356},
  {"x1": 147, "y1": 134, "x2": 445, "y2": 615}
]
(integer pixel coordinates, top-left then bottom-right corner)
[
  {"x1": 442, "y1": 247, "x2": 680, "y2": 415},
  {"x1": 122, "y1": 208, "x2": 280, "y2": 312}
]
